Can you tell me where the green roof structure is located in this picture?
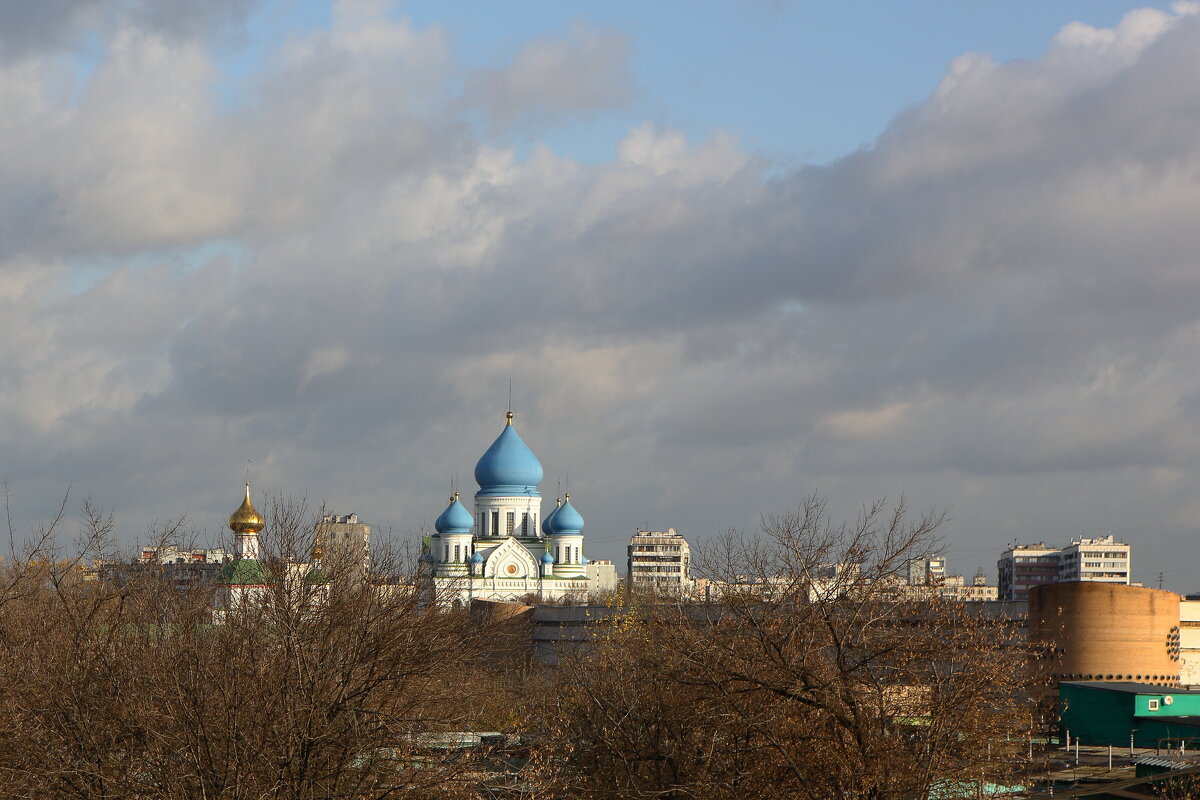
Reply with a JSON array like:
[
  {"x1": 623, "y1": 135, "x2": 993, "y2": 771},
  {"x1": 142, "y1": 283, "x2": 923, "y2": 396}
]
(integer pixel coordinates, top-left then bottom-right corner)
[
  {"x1": 1060, "y1": 681, "x2": 1200, "y2": 748},
  {"x1": 222, "y1": 558, "x2": 272, "y2": 586}
]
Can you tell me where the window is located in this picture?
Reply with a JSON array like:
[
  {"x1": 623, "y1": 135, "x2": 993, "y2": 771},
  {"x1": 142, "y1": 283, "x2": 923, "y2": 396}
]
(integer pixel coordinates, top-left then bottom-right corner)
[
  {"x1": 492, "y1": 511, "x2": 499, "y2": 537},
  {"x1": 522, "y1": 513, "x2": 529, "y2": 536},
  {"x1": 507, "y1": 511, "x2": 515, "y2": 536},
  {"x1": 1149, "y1": 699, "x2": 1160, "y2": 711},
  {"x1": 454, "y1": 544, "x2": 461, "y2": 562}
]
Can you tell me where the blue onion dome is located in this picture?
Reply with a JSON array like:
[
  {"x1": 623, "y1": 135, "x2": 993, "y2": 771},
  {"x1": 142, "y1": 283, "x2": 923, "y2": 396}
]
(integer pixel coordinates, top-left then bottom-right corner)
[
  {"x1": 435, "y1": 492, "x2": 473, "y2": 534},
  {"x1": 548, "y1": 495, "x2": 584, "y2": 535},
  {"x1": 541, "y1": 497, "x2": 562, "y2": 535},
  {"x1": 471, "y1": 551, "x2": 484, "y2": 564},
  {"x1": 541, "y1": 550, "x2": 555, "y2": 565},
  {"x1": 474, "y1": 412, "x2": 543, "y2": 496}
]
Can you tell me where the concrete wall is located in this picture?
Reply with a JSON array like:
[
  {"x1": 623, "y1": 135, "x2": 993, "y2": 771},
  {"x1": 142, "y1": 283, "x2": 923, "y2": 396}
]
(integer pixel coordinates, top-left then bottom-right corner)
[{"x1": 1030, "y1": 582, "x2": 1181, "y2": 685}]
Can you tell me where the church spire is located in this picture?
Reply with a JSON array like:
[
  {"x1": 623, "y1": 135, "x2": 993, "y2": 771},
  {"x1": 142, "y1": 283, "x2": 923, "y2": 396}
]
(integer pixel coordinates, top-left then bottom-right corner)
[{"x1": 229, "y1": 482, "x2": 265, "y2": 560}]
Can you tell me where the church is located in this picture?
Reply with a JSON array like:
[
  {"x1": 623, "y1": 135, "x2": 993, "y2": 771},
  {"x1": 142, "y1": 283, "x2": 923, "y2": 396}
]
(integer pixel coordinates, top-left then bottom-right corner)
[
  {"x1": 429, "y1": 411, "x2": 590, "y2": 604},
  {"x1": 216, "y1": 482, "x2": 273, "y2": 614}
]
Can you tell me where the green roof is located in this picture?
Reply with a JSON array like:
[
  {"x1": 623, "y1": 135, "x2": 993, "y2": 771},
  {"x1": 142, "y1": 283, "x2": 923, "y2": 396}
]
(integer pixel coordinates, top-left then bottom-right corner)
[
  {"x1": 222, "y1": 558, "x2": 272, "y2": 586},
  {"x1": 304, "y1": 566, "x2": 329, "y2": 584}
]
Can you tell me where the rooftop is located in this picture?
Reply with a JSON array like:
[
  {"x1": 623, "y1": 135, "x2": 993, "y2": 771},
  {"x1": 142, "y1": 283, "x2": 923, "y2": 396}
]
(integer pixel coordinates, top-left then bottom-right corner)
[{"x1": 1061, "y1": 681, "x2": 1200, "y2": 695}]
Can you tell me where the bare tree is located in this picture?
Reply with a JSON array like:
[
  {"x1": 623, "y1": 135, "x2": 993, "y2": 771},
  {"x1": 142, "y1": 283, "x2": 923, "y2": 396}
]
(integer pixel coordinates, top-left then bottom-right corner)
[
  {"x1": 0, "y1": 492, "x2": 505, "y2": 799},
  {"x1": 534, "y1": 494, "x2": 1035, "y2": 800}
]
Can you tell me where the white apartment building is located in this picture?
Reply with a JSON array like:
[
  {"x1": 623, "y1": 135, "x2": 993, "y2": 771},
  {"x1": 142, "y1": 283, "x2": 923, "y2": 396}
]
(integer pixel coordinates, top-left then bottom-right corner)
[
  {"x1": 901, "y1": 555, "x2": 1000, "y2": 601},
  {"x1": 138, "y1": 545, "x2": 231, "y2": 564},
  {"x1": 585, "y1": 559, "x2": 618, "y2": 596},
  {"x1": 907, "y1": 555, "x2": 948, "y2": 586},
  {"x1": 627, "y1": 528, "x2": 692, "y2": 596},
  {"x1": 1180, "y1": 597, "x2": 1200, "y2": 686},
  {"x1": 938, "y1": 572, "x2": 999, "y2": 602},
  {"x1": 997, "y1": 536, "x2": 1131, "y2": 602},
  {"x1": 1057, "y1": 535, "x2": 1130, "y2": 585}
]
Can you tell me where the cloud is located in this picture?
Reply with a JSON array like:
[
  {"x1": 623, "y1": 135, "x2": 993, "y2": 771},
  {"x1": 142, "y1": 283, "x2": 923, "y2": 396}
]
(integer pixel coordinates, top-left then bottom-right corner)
[
  {"x1": 0, "y1": 0, "x2": 107, "y2": 63},
  {"x1": 3, "y1": 5, "x2": 1200, "y2": 585},
  {"x1": 461, "y1": 21, "x2": 634, "y2": 131},
  {"x1": 0, "y1": 0, "x2": 258, "y2": 63}
]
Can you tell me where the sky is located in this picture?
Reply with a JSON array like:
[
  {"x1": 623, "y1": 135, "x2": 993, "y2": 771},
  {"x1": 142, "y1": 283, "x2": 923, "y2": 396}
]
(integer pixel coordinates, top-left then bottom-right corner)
[{"x1": 1, "y1": 0, "x2": 1200, "y2": 588}]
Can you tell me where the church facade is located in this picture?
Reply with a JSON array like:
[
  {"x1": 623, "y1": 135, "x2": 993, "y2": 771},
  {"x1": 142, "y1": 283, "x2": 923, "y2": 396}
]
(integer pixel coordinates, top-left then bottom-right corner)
[{"x1": 429, "y1": 412, "x2": 590, "y2": 605}]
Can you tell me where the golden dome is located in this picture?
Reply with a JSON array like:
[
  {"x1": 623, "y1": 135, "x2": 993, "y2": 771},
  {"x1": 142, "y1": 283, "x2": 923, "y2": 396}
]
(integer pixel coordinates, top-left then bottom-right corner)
[{"x1": 229, "y1": 483, "x2": 265, "y2": 534}]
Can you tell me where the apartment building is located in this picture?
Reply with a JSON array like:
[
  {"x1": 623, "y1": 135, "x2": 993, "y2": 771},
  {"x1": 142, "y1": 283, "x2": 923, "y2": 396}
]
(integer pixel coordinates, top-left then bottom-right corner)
[
  {"x1": 315, "y1": 513, "x2": 371, "y2": 576},
  {"x1": 936, "y1": 571, "x2": 1000, "y2": 602},
  {"x1": 627, "y1": 528, "x2": 692, "y2": 596},
  {"x1": 100, "y1": 544, "x2": 233, "y2": 590},
  {"x1": 1058, "y1": 535, "x2": 1130, "y2": 585},
  {"x1": 998, "y1": 536, "x2": 1131, "y2": 602},
  {"x1": 585, "y1": 559, "x2": 618, "y2": 596},
  {"x1": 997, "y1": 543, "x2": 1064, "y2": 602},
  {"x1": 907, "y1": 555, "x2": 948, "y2": 586}
]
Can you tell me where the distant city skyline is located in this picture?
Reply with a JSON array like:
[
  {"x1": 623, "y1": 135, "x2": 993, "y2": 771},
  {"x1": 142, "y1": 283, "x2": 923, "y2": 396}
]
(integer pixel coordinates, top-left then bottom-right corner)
[{"x1": 2, "y1": 2, "x2": 1200, "y2": 590}]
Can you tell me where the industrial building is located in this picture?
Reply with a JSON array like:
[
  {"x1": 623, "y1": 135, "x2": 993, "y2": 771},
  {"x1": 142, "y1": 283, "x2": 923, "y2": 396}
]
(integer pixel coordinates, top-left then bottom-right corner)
[
  {"x1": 1028, "y1": 582, "x2": 1181, "y2": 687},
  {"x1": 1059, "y1": 682, "x2": 1200, "y2": 748}
]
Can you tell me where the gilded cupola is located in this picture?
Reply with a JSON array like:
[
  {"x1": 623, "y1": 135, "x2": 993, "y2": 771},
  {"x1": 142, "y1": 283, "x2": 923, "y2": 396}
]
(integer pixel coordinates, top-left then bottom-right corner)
[{"x1": 228, "y1": 483, "x2": 266, "y2": 534}]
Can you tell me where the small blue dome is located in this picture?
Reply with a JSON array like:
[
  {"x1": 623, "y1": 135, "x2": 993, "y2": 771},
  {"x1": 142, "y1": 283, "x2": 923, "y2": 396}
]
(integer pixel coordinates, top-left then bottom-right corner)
[
  {"x1": 549, "y1": 498, "x2": 584, "y2": 535},
  {"x1": 434, "y1": 495, "x2": 473, "y2": 534},
  {"x1": 541, "y1": 550, "x2": 555, "y2": 564},
  {"x1": 541, "y1": 500, "x2": 561, "y2": 535},
  {"x1": 471, "y1": 551, "x2": 484, "y2": 564},
  {"x1": 475, "y1": 413, "x2": 543, "y2": 497}
]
